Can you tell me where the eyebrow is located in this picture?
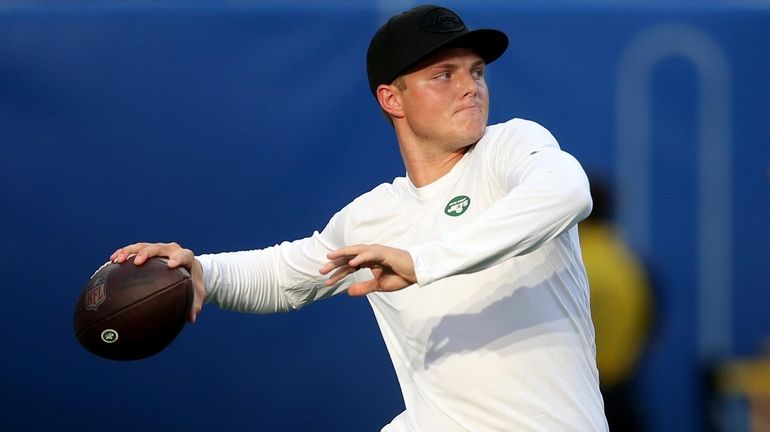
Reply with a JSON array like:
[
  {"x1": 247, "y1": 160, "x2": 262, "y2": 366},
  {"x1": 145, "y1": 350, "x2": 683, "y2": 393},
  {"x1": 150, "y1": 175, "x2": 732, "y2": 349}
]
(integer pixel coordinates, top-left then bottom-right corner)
[{"x1": 428, "y1": 59, "x2": 486, "y2": 71}]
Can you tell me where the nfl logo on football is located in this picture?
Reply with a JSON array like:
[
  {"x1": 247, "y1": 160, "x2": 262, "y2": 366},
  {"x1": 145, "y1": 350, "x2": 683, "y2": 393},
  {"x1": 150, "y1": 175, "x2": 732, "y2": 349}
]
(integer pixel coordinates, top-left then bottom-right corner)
[{"x1": 84, "y1": 273, "x2": 107, "y2": 311}]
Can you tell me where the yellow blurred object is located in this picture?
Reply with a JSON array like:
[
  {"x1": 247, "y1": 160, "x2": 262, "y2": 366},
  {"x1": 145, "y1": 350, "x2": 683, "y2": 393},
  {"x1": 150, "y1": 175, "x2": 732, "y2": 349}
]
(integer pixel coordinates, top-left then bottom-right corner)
[
  {"x1": 716, "y1": 359, "x2": 770, "y2": 431},
  {"x1": 580, "y1": 222, "x2": 652, "y2": 388},
  {"x1": 718, "y1": 359, "x2": 770, "y2": 396}
]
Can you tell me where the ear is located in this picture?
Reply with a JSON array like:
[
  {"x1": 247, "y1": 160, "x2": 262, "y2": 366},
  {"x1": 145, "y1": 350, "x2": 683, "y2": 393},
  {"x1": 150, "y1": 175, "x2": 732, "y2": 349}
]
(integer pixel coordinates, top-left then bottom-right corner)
[{"x1": 376, "y1": 84, "x2": 404, "y2": 119}]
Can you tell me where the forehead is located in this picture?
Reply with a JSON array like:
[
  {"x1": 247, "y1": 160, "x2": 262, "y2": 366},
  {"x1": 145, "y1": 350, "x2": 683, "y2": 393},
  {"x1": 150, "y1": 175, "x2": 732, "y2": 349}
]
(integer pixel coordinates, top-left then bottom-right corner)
[{"x1": 410, "y1": 47, "x2": 484, "y2": 72}]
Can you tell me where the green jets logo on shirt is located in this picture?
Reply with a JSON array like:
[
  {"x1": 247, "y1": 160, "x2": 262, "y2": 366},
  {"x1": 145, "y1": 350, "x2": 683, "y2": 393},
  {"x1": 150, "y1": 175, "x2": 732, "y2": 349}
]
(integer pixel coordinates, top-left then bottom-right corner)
[{"x1": 444, "y1": 195, "x2": 471, "y2": 217}]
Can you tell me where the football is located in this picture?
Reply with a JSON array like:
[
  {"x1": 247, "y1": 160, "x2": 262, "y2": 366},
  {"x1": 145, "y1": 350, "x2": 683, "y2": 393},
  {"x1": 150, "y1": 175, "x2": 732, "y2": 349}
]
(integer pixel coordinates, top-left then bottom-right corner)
[{"x1": 73, "y1": 256, "x2": 193, "y2": 361}]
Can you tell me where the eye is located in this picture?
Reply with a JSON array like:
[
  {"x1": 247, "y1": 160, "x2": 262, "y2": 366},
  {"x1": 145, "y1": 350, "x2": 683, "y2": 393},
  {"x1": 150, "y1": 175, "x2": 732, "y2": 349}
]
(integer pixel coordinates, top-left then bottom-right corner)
[
  {"x1": 472, "y1": 68, "x2": 485, "y2": 79},
  {"x1": 434, "y1": 71, "x2": 451, "y2": 80}
]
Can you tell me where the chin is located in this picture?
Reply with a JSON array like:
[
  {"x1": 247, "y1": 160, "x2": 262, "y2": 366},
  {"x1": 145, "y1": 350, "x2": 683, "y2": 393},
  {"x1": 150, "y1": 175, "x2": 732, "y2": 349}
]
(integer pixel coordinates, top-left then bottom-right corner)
[
  {"x1": 449, "y1": 128, "x2": 485, "y2": 149},
  {"x1": 458, "y1": 120, "x2": 487, "y2": 144}
]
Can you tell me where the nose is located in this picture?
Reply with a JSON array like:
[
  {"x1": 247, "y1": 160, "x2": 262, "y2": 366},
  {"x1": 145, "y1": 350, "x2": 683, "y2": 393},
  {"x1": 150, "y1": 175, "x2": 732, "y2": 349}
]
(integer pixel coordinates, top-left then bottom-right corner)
[{"x1": 458, "y1": 70, "x2": 479, "y2": 98}]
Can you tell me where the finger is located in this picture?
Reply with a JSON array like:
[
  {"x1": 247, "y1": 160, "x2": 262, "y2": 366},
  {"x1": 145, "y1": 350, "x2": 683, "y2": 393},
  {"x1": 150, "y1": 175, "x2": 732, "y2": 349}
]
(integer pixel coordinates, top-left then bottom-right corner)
[
  {"x1": 188, "y1": 291, "x2": 204, "y2": 323},
  {"x1": 188, "y1": 259, "x2": 205, "y2": 323},
  {"x1": 111, "y1": 243, "x2": 150, "y2": 263},
  {"x1": 188, "y1": 301, "x2": 202, "y2": 323},
  {"x1": 326, "y1": 244, "x2": 369, "y2": 260},
  {"x1": 167, "y1": 247, "x2": 194, "y2": 269},
  {"x1": 346, "y1": 251, "x2": 380, "y2": 269},
  {"x1": 319, "y1": 256, "x2": 354, "y2": 275},
  {"x1": 348, "y1": 279, "x2": 378, "y2": 297},
  {"x1": 133, "y1": 243, "x2": 168, "y2": 265},
  {"x1": 126, "y1": 242, "x2": 180, "y2": 266},
  {"x1": 324, "y1": 264, "x2": 356, "y2": 286}
]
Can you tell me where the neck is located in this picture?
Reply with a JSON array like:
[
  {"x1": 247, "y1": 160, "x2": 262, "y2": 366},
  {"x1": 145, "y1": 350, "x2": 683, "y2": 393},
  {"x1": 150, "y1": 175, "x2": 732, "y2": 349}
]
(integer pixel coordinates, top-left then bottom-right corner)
[{"x1": 399, "y1": 140, "x2": 470, "y2": 188}]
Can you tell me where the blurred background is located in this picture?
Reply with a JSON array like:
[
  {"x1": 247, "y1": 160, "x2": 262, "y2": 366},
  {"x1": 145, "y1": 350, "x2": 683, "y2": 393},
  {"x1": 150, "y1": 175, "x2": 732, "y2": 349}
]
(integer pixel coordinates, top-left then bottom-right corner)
[{"x1": 1, "y1": 0, "x2": 768, "y2": 431}]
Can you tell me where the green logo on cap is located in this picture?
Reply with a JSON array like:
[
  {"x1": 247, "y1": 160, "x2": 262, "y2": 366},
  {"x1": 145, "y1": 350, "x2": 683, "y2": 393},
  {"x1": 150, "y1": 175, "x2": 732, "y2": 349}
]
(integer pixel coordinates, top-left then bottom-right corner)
[{"x1": 444, "y1": 195, "x2": 470, "y2": 217}]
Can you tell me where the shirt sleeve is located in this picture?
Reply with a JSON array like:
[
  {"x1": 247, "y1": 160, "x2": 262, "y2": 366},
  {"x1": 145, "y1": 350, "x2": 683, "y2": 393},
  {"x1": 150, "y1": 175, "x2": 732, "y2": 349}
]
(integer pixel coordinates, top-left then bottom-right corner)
[
  {"x1": 197, "y1": 210, "x2": 352, "y2": 314},
  {"x1": 406, "y1": 119, "x2": 593, "y2": 287}
]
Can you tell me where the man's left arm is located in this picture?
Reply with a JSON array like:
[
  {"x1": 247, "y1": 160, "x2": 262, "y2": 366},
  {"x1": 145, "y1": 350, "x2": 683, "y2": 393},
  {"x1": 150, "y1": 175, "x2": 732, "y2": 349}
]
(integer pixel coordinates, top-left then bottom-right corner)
[
  {"x1": 320, "y1": 146, "x2": 590, "y2": 295},
  {"x1": 409, "y1": 146, "x2": 591, "y2": 287}
]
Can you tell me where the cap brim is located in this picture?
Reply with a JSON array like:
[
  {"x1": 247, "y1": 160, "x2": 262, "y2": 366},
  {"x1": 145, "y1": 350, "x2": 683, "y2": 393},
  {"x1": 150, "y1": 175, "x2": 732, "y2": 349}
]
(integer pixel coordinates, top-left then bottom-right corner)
[
  {"x1": 445, "y1": 29, "x2": 509, "y2": 66},
  {"x1": 394, "y1": 28, "x2": 508, "y2": 81}
]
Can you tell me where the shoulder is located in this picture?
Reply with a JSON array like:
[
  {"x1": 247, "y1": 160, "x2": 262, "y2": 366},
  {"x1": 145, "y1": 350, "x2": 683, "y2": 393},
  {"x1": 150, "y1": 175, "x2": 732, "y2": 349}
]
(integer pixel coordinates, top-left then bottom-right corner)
[
  {"x1": 321, "y1": 179, "x2": 405, "y2": 246},
  {"x1": 347, "y1": 179, "x2": 405, "y2": 210},
  {"x1": 481, "y1": 118, "x2": 560, "y2": 153},
  {"x1": 336, "y1": 178, "x2": 408, "y2": 225},
  {"x1": 329, "y1": 178, "x2": 410, "y2": 244},
  {"x1": 474, "y1": 118, "x2": 561, "y2": 176}
]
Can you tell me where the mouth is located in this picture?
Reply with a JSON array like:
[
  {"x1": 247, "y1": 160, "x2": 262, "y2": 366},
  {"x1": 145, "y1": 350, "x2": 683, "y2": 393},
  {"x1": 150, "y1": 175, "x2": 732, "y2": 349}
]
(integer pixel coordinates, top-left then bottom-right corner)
[{"x1": 454, "y1": 105, "x2": 481, "y2": 115}]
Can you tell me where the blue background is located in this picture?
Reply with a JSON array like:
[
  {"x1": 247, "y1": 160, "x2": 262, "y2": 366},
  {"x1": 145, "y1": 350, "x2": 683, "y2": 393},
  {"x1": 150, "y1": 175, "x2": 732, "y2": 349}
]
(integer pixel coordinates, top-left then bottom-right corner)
[{"x1": 1, "y1": 1, "x2": 768, "y2": 431}]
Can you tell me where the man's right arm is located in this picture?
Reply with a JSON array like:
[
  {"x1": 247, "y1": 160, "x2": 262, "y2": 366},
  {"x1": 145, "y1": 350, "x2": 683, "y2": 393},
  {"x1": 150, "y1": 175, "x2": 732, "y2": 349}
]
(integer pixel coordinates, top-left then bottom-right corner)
[
  {"x1": 199, "y1": 230, "x2": 352, "y2": 314},
  {"x1": 110, "y1": 213, "x2": 353, "y2": 319}
]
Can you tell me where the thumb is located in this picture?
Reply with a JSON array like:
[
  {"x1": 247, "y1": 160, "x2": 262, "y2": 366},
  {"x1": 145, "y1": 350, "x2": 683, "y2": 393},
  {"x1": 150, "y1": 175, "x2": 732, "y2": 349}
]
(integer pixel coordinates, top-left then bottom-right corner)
[{"x1": 348, "y1": 279, "x2": 377, "y2": 297}]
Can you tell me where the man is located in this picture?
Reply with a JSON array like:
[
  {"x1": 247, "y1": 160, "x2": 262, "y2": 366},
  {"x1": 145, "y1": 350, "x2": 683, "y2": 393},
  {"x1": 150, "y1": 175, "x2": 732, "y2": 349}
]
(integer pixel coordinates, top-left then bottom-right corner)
[{"x1": 111, "y1": 5, "x2": 607, "y2": 431}]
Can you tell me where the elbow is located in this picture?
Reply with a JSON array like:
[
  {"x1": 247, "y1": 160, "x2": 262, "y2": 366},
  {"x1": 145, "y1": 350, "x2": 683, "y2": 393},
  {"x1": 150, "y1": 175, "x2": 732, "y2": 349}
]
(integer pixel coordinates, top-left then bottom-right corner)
[
  {"x1": 578, "y1": 184, "x2": 593, "y2": 222},
  {"x1": 562, "y1": 180, "x2": 593, "y2": 224}
]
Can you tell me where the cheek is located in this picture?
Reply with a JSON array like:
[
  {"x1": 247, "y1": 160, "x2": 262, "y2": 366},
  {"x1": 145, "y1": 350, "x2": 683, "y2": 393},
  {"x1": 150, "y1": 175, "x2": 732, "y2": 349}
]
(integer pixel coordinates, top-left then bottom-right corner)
[
  {"x1": 477, "y1": 82, "x2": 490, "y2": 106},
  {"x1": 408, "y1": 94, "x2": 447, "y2": 123}
]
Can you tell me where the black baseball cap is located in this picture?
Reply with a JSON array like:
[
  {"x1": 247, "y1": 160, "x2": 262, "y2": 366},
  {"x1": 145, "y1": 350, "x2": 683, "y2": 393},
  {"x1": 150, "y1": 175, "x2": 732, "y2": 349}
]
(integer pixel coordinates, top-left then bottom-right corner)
[{"x1": 366, "y1": 4, "x2": 508, "y2": 96}]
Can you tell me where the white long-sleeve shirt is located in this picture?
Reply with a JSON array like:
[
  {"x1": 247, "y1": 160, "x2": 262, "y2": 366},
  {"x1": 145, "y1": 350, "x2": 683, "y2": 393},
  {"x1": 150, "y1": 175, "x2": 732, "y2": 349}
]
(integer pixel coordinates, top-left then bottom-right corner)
[{"x1": 198, "y1": 118, "x2": 608, "y2": 431}]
